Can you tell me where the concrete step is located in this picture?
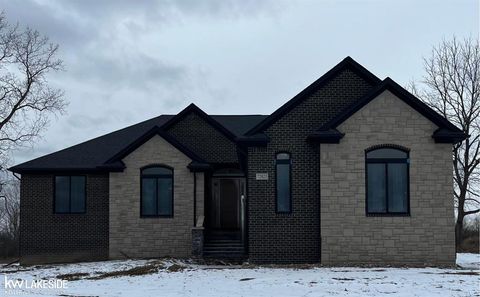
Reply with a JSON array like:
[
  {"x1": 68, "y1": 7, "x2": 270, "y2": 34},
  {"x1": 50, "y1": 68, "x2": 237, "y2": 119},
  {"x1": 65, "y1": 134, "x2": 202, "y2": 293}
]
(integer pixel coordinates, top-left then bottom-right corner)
[
  {"x1": 203, "y1": 251, "x2": 246, "y2": 259},
  {"x1": 203, "y1": 246, "x2": 245, "y2": 252},
  {"x1": 204, "y1": 243, "x2": 244, "y2": 248}
]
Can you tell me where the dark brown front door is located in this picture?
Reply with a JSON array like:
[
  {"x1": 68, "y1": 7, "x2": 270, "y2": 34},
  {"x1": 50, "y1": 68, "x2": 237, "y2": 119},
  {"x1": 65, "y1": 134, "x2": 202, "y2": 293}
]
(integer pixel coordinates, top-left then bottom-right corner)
[
  {"x1": 211, "y1": 178, "x2": 245, "y2": 230},
  {"x1": 219, "y1": 179, "x2": 238, "y2": 229}
]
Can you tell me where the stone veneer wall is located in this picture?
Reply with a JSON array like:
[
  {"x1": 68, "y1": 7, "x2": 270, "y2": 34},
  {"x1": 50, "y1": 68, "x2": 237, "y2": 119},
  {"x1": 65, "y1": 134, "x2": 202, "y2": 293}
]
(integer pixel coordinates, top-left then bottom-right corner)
[
  {"x1": 109, "y1": 135, "x2": 203, "y2": 258},
  {"x1": 320, "y1": 90, "x2": 455, "y2": 266},
  {"x1": 20, "y1": 174, "x2": 109, "y2": 264}
]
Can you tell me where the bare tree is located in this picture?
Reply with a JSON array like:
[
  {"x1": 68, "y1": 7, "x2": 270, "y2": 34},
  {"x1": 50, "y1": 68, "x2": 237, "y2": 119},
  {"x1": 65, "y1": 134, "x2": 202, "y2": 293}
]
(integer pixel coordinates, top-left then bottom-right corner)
[
  {"x1": 411, "y1": 37, "x2": 480, "y2": 247},
  {"x1": 0, "y1": 11, "x2": 66, "y2": 171},
  {"x1": 0, "y1": 176, "x2": 19, "y2": 241}
]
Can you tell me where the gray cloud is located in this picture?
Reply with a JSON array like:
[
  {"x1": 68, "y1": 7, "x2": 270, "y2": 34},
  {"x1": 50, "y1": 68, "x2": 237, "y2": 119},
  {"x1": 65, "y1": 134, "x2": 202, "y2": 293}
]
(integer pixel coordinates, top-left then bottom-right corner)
[{"x1": 69, "y1": 51, "x2": 187, "y2": 91}]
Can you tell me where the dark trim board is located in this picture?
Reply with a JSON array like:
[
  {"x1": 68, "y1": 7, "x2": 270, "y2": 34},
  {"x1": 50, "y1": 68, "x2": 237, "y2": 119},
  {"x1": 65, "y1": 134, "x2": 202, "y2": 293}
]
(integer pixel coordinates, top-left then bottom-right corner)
[
  {"x1": 314, "y1": 78, "x2": 467, "y2": 144},
  {"x1": 307, "y1": 129, "x2": 345, "y2": 143},
  {"x1": 10, "y1": 166, "x2": 125, "y2": 174}
]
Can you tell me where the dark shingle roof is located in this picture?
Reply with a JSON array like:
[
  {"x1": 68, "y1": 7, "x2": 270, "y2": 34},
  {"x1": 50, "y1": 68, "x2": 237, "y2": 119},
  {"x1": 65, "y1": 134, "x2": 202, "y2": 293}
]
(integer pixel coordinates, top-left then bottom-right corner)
[{"x1": 9, "y1": 114, "x2": 268, "y2": 173}]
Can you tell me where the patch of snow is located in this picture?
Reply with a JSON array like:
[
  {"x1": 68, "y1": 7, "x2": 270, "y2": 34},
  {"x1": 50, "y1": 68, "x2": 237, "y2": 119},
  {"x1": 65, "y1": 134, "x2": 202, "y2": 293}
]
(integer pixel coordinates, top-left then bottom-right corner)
[
  {"x1": 457, "y1": 253, "x2": 480, "y2": 270},
  {"x1": 0, "y1": 254, "x2": 478, "y2": 297}
]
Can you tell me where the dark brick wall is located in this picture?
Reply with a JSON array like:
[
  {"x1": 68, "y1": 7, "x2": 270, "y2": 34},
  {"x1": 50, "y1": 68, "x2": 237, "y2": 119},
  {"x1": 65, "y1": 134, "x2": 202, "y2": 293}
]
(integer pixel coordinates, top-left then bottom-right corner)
[
  {"x1": 166, "y1": 112, "x2": 239, "y2": 164},
  {"x1": 20, "y1": 174, "x2": 109, "y2": 264},
  {"x1": 247, "y1": 69, "x2": 376, "y2": 263}
]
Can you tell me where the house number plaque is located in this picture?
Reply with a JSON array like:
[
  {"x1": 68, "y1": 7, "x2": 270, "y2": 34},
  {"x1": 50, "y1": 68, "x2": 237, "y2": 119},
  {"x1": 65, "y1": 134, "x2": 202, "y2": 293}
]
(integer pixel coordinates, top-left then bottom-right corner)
[{"x1": 256, "y1": 173, "x2": 269, "y2": 180}]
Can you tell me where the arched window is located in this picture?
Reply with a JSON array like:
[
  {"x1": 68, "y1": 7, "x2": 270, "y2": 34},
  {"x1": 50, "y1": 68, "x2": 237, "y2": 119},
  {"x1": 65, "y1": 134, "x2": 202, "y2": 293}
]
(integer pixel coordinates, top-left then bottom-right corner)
[
  {"x1": 276, "y1": 152, "x2": 291, "y2": 213},
  {"x1": 141, "y1": 165, "x2": 173, "y2": 217},
  {"x1": 366, "y1": 146, "x2": 409, "y2": 215}
]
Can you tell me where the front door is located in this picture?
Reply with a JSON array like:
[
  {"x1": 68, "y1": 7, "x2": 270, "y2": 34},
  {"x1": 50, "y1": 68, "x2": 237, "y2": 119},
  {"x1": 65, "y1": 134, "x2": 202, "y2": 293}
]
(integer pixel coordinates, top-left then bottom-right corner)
[{"x1": 211, "y1": 178, "x2": 246, "y2": 231}]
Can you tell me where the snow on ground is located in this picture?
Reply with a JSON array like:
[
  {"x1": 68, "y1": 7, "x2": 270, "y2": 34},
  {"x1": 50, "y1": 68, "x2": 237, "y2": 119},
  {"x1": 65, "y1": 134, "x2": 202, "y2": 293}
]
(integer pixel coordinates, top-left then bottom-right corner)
[
  {"x1": 457, "y1": 253, "x2": 480, "y2": 270},
  {"x1": 1, "y1": 254, "x2": 478, "y2": 297}
]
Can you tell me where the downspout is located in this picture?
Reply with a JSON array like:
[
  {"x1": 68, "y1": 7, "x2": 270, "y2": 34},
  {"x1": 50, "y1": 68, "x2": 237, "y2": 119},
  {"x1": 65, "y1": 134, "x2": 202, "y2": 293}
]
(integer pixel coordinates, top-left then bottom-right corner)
[
  {"x1": 193, "y1": 171, "x2": 197, "y2": 226},
  {"x1": 12, "y1": 172, "x2": 21, "y2": 262},
  {"x1": 318, "y1": 144, "x2": 322, "y2": 263}
]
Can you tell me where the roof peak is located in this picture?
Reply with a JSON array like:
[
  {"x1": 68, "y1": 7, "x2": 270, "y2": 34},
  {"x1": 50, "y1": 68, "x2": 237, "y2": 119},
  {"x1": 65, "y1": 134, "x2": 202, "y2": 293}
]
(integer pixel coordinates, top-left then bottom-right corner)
[{"x1": 245, "y1": 56, "x2": 382, "y2": 135}]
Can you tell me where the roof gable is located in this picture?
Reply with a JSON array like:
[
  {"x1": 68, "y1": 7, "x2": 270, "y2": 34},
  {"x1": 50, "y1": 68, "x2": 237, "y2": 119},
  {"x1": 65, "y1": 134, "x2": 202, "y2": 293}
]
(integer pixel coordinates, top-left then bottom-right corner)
[
  {"x1": 105, "y1": 126, "x2": 205, "y2": 164},
  {"x1": 245, "y1": 56, "x2": 381, "y2": 136},
  {"x1": 162, "y1": 103, "x2": 237, "y2": 142},
  {"x1": 309, "y1": 78, "x2": 466, "y2": 144}
]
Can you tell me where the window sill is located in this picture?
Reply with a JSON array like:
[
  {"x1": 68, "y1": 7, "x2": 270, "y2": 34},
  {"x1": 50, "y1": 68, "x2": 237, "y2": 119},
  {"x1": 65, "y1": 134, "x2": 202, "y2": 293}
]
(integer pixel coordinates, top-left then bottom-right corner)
[
  {"x1": 140, "y1": 215, "x2": 174, "y2": 218},
  {"x1": 366, "y1": 213, "x2": 410, "y2": 217}
]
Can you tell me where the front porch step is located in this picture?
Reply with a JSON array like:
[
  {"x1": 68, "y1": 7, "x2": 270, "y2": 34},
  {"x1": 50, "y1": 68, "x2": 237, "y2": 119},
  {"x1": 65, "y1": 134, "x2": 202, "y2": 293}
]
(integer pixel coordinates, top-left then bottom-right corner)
[
  {"x1": 203, "y1": 230, "x2": 246, "y2": 259},
  {"x1": 205, "y1": 235, "x2": 242, "y2": 240},
  {"x1": 204, "y1": 239, "x2": 243, "y2": 243},
  {"x1": 204, "y1": 246, "x2": 245, "y2": 251},
  {"x1": 203, "y1": 250, "x2": 246, "y2": 259},
  {"x1": 204, "y1": 243, "x2": 244, "y2": 248}
]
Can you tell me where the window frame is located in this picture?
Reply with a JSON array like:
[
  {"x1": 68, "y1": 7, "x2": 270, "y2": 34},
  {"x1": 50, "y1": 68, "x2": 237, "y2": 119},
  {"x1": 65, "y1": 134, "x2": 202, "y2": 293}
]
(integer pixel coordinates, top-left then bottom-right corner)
[
  {"x1": 275, "y1": 152, "x2": 292, "y2": 214},
  {"x1": 365, "y1": 146, "x2": 410, "y2": 217},
  {"x1": 140, "y1": 164, "x2": 174, "y2": 218},
  {"x1": 53, "y1": 175, "x2": 87, "y2": 214}
]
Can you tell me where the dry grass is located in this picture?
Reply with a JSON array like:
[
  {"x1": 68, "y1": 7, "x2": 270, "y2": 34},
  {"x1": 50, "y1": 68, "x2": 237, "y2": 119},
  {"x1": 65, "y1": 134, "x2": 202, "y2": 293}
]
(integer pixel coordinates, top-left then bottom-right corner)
[
  {"x1": 89, "y1": 263, "x2": 163, "y2": 280},
  {"x1": 422, "y1": 271, "x2": 479, "y2": 276},
  {"x1": 166, "y1": 263, "x2": 185, "y2": 272},
  {"x1": 56, "y1": 272, "x2": 90, "y2": 281}
]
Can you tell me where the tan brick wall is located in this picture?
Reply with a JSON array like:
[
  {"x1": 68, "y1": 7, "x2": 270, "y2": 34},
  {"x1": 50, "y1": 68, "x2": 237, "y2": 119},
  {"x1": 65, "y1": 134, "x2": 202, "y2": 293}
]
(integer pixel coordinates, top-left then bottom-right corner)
[
  {"x1": 109, "y1": 135, "x2": 203, "y2": 258},
  {"x1": 320, "y1": 90, "x2": 455, "y2": 266}
]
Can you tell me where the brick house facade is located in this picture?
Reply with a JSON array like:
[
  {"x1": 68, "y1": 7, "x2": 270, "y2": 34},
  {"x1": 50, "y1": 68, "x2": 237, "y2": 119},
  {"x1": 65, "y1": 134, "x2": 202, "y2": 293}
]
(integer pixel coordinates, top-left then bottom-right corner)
[{"x1": 11, "y1": 57, "x2": 465, "y2": 265}]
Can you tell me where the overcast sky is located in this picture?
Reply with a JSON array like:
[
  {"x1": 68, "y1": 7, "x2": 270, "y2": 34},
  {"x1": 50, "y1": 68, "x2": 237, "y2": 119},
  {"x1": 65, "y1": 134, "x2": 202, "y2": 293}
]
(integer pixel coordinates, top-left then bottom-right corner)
[{"x1": 2, "y1": 0, "x2": 478, "y2": 164}]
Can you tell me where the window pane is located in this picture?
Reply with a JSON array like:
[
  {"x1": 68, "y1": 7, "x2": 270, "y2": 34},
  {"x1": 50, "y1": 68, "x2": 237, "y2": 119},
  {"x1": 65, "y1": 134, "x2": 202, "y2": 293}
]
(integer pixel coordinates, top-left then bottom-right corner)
[
  {"x1": 276, "y1": 163, "x2": 291, "y2": 212},
  {"x1": 157, "y1": 178, "x2": 173, "y2": 216},
  {"x1": 55, "y1": 176, "x2": 70, "y2": 213},
  {"x1": 142, "y1": 167, "x2": 172, "y2": 175},
  {"x1": 388, "y1": 163, "x2": 408, "y2": 213},
  {"x1": 367, "y1": 164, "x2": 386, "y2": 213},
  {"x1": 367, "y1": 148, "x2": 407, "y2": 159},
  {"x1": 276, "y1": 153, "x2": 290, "y2": 160},
  {"x1": 70, "y1": 176, "x2": 86, "y2": 213},
  {"x1": 142, "y1": 178, "x2": 156, "y2": 215}
]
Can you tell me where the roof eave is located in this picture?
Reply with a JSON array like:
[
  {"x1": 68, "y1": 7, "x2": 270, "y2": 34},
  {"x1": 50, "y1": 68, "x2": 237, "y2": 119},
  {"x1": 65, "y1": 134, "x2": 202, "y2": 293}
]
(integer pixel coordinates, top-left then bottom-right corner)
[
  {"x1": 432, "y1": 128, "x2": 468, "y2": 144},
  {"x1": 307, "y1": 129, "x2": 345, "y2": 144},
  {"x1": 236, "y1": 134, "x2": 270, "y2": 147},
  {"x1": 8, "y1": 166, "x2": 125, "y2": 174},
  {"x1": 187, "y1": 161, "x2": 212, "y2": 172}
]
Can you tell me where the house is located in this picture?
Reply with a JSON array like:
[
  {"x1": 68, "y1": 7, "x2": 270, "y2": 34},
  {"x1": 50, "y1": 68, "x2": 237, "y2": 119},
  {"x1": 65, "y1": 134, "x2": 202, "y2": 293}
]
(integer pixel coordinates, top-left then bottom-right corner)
[{"x1": 10, "y1": 57, "x2": 466, "y2": 266}]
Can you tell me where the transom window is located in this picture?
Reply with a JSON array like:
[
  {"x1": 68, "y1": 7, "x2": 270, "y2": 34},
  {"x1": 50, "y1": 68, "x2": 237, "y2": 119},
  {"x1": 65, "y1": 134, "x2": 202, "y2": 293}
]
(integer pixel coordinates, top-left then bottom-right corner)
[
  {"x1": 55, "y1": 176, "x2": 86, "y2": 213},
  {"x1": 276, "y1": 152, "x2": 291, "y2": 213},
  {"x1": 366, "y1": 146, "x2": 410, "y2": 215},
  {"x1": 141, "y1": 165, "x2": 174, "y2": 217}
]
